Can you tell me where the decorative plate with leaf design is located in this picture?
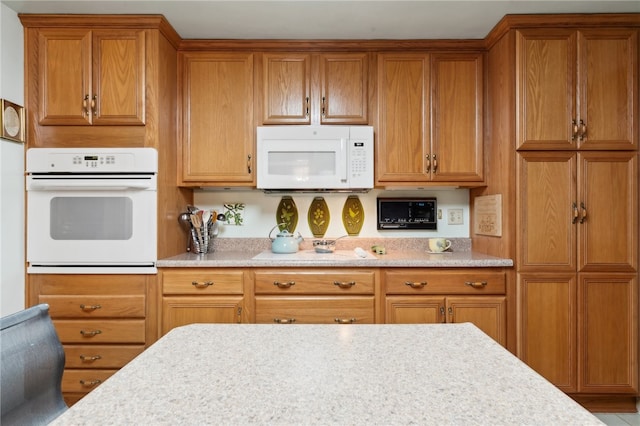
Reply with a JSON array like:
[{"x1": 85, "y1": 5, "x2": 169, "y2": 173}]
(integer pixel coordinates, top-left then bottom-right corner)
[
  {"x1": 308, "y1": 197, "x2": 330, "y2": 237},
  {"x1": 342, "y1": 195, "x2": 364, "y2": 235},
  {"x1": 276, "y1": 196, "x2": 298, "y2": 232}
]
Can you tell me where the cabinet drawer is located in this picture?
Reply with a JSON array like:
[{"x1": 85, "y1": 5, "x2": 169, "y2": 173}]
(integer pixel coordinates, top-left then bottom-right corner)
[
  {"x1": 62, "y1": 369, "x2": 118, "y2": 394},
  {"x1": 254, "y1": 270, "x2": 375, "y2": 294},
  {"x1": 384, "y1": 270, "x2": 505, "y2": 294},
  {"x1": 53, "y1": 319, "x2": 146, "y2": 344},
  {"x1": 40, "y1": 295, "x2": 145, "y2": 318},
  {"x1": 63, "y1": 345, "x2": 145, "y2": 369},
  {"x1": 162, "y1": 270, "x2": 244, "y2": 294},
  {"x1": 255, "y1": 296, "x2": 374, "y2": 324}
]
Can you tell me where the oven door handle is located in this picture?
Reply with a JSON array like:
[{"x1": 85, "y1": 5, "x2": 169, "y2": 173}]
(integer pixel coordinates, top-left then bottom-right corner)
[{"x1": 27, "y1": 179, "x2": 155, "y2": 191}]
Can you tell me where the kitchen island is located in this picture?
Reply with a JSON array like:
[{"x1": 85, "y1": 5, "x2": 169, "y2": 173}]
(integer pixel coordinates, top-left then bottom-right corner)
[{"x1": 51, "y1": 323, "x2": 601, "y2": 425}]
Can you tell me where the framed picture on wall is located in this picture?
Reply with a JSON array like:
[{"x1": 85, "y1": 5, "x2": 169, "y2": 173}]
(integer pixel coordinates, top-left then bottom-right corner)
[{"x1": 1, "y1": 99, "x2": 25, "y2": 143}]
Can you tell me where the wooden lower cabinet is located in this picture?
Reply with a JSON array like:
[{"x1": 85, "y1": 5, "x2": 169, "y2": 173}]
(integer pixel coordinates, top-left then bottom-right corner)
[
  {"x1": 160, "y1": 268, "x2": 246, "y2": 334},
  {"x1": 383, "y1": 269, "x2": 507, "y2": 346},
  {"x1": 519, "y1": 272, "x2": 638, "y2": 398},
  {"x1": 253, "y1": 269, "x2": 377, "y2": 324},
  {"x1": 28, "y1": 274, "x2": 153, "y2": 405}
]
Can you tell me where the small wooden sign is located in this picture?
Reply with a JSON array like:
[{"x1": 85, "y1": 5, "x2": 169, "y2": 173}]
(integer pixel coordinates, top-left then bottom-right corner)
[{"x1": 474, "y1": 194, "x2": 502, "y2": 237}]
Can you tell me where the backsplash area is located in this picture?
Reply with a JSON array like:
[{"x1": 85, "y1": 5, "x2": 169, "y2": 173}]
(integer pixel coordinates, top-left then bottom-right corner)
[{"x1": 193, "y1": 188, "x2": 470, "y2": 239}]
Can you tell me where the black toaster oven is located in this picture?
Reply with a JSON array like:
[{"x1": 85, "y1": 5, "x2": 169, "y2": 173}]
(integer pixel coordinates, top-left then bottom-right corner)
[{"x1": 377, "y1": 198, "x2": 437, "y2": 230}]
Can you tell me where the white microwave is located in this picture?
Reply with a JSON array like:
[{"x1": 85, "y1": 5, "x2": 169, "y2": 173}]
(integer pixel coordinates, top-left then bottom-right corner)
[{"x1": 257, "y1": 125, "x2": 374, "y2": 191}]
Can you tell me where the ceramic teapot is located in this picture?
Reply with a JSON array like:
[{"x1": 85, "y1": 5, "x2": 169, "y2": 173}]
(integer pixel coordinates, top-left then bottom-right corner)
[{"x1": 269, "y1": 223, "x2": 303, "y2": 254}]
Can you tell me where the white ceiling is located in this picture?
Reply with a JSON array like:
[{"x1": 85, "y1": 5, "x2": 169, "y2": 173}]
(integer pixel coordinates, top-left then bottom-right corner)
[{"x1": 3, "y1": 0, "x2": 639, "y2": 40}]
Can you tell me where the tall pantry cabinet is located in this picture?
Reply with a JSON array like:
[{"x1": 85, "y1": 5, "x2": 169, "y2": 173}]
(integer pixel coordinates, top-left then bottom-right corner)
[
  {"x1": 20, "y1": 15, "x2": 191, "y2": 405},
  {"x1": 473, "y1": 15, "x2": 639, "y2": 412}
]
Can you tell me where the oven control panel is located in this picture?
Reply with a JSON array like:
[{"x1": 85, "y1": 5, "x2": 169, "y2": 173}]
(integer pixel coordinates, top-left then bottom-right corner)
[{"x1": 26, "y1": 148, "x2": 158, "y2": 173}]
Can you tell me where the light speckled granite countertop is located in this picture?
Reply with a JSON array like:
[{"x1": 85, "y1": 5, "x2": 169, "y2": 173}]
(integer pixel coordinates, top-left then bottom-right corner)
[
  {"x1": 158, "y1": 238, "x2": 513, "y2": 268},
  {"x1": 51, "y1": 323, "x2": 601, "y2": 425}
]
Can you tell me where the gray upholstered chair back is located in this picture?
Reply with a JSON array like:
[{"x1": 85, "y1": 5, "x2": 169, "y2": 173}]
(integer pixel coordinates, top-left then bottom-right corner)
[{"x1": 1, "y1": 303, "x2": 67, "y2": 425}]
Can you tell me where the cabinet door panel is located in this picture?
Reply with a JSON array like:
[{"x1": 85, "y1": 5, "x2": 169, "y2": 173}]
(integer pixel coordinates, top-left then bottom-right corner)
[
  {"x1": 162, "y1": 296, "x2": 244, "y2": 334},
  {"x1": 516, "y1": 30, "x2": 576, "y2": 150},
  {"x1": 384, "y1": 269, "x2": 505, "y2": 294},
  {"x1": 254, "y1": 270, "x2": 375, "y2": 295},
  {"x1": 518, "y1": 152, "x2": 577, "y2": 271},
  {"x1": 578, "y1": 273, "x2": 638, "y2": 393},
  {"x1": 578, "y1": 152, "x2": 638, "y2": 272},
  {"x1": 162, "y1": 269, "x2": 244, "y2": 294},
  {"x1": 255, "y1": 296, "x2": 374, "y2": 324},
  {"x1": 320, "y1": 53, "x2": 368, "y2": 124},
  {"x1": 447, "y1": 296, "x2": 506, "y2": 346},
  {"x1": 385, "y1": 296, "x2": 445, "y2": 324},
  {"x1": 63, "y1": 345, "x2": 144, "y2": 369},
  {"x1": 180, "y1": 52, "x2": 254, "y2": 184},
  {"x1": 38, "y1": 29, "x2": 91, "y2": 125},
  {"x1": 62, "y1": 369, "x2": 117, "y2": 394},
  {"x1": 377, "y1": 53, "x2": 430, "y2": 183},
  {"x1": 431, "y1": 53, "x2": 483, "y2": 182},
  {"x1": 92, "y1": 30, "x2": 145, "y2": 125},
  {"x1": 578, "y1": 29, "x2": 637, "y2": 150},
  {"x1": 518, "y1": 273, "x2": 577, "y2": 392},
  {"x1": 262, "y1": 54, "x2": 310, "y2": 124},
  {"x1": 41, "y1": 294, "x2": 145, "y2": 318},
  {"x1": 53, "y1": 319, "x2": 146, "y2": 344}
]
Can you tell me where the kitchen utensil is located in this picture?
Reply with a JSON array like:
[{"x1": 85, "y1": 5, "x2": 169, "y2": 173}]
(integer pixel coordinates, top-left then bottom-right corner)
[{"x1": 269, "y1": 223, "x2": 303, "y2": 254}]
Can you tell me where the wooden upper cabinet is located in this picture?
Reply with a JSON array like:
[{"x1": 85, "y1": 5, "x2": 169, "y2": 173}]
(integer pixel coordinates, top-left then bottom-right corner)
[
  {"x1": 179, "y1": 52, "x2": 255, "y2": 185},
  {"x1": 518, "y1": 151, "x2": 637, "y2": 273},
  {"x1": 261, "y1": 52, "x2": 368, "y2": 125},
  {"x1": 377, "y1": 53, "x2": 430, "y2": 184},
  {"x1": 319, "y1": 53, "x2": 368, "y2": 124},
  {"x1": 430, "y1": 53, "x2": 484, "y2": 182},
  {"x1": 37, "y1": 28, "x2": 145, "y2": 126},
  {"x1": 516, "y1": 28, "x2": 637, "y2": 150},
  {"x1": 262, "y1": 53, "x2": 311, "y2": 124},
  {"x1": 376, "y1": 52, "x2": 483, "y2": 186}
]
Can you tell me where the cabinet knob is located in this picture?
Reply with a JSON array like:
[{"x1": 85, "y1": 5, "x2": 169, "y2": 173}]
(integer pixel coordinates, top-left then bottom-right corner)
[
  {"x1": 82, "y1": 94, "x2": 90, "y2": 116},
  {"x1": 80, "y1": 329, "x2": 102, "y2": 337},
  {"x1": 79, "y1": 354, "x2": 102, "y2": 362},
  {"x1": 572, "y1": 119, "x2": 579, "y2": 141},
  {"x1": 79, "y1": 304, "x2": 101, "y2": 311},
  {"x1": 273, "y1": 318, "x2": 296, "y2": 324},
  {"x1": 79, "y1": 379, "x2": 102, "y2": 387},
  {"x1": 432, "y1": 154, "x2": 438, "y2": 172},
  {"x1": 334, "y1": 318, "x2": 356, "y2": 324},
  {"x1": 333, "y1": 281, "x2": 356, "y2": 288},
  {"x1": 464, "y1": 281, "x2": 488, "y2": 289},
  {"x1": 192, "y1": 281, "x2": 214, "y2": 288},
  {"x1": 425, "y1": 155, "x2": 431, "y2": 173},
  {"x1": 580, "y1": 202, "x2": 587, "y2": 224},
  {"x1": 273, "y1": 281, "x2": 296, "y2": 288},
  {"x1": 405, "y1": 281, "x2": 427, "y2": 288}
]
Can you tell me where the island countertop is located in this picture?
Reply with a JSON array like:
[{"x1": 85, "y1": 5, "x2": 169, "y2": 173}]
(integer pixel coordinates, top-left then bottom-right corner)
[
  {"x1": 51, "y1": 323, "x2": 601, "y2": 425},
  {"x1": 158, "y1": 238, "x2": 512, "y2": 268}
]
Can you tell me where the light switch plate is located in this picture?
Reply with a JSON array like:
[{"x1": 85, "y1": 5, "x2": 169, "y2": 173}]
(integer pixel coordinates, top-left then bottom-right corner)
[{"x1": 447, "y1": 208, "x2": 464, "y2": 225}]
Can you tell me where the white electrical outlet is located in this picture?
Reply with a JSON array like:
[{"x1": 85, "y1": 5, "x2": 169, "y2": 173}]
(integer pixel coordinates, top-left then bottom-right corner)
[{"x1": 447, "y1": 209, "x2": 464, "y2": 225}]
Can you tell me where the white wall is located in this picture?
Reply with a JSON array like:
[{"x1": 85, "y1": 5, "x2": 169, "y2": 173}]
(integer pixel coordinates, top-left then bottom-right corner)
[
  {"x1": 0, "y1": 3, "x2": 25, "y2": 316},
  {"x1": 194, "y1": 188, "x2": 470, "y2": 239}
]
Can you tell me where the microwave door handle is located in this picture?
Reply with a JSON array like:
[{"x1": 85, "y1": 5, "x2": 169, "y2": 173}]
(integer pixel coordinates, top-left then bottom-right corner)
[{"x1": 340, "y1": 138, "x2": 348, "y2": 182}]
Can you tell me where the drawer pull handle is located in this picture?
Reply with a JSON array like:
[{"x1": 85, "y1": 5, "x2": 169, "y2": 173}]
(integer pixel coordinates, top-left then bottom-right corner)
[
  {"x1": 79, "y1": 354, "x2": 102, "y2": 362},
  {"x1": 274, "y1": 318, "x2": 296, "y2": 324},
  {"x1": 80, "y1": 329, "x2": 102, "y2": 337},
  {"x1": 334, "y1": 318, "x2": 356, "y2": 324},
  {"x1": 405, "y1": 281, "x2": 427, "y2": 288},
  {"x1": 333, "y1": 281, "x2": 356, "y2": 288},
  {"x1": 464, "y1": 281, "x2": 488, "y2": 289},
  {"x1": 79, "y1": 379, "x2": 102, "y2": 387},
  {"x1": 79, "y1": 304, "x2": 101, "y2": 311},
  {"x1": 273, "y1": 281, "x2": 295, "y2": 288},
  {"x1": 192, "y1": 281, "x2": 213, "y2": 288}
]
